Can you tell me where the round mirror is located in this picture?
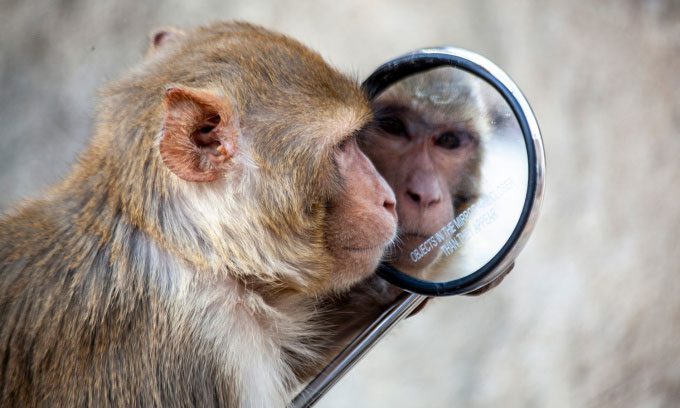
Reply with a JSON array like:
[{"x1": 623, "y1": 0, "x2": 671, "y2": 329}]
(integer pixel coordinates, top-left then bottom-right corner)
[{"x1": 361, "y1": 48, "x2": 545, "y2": 296}]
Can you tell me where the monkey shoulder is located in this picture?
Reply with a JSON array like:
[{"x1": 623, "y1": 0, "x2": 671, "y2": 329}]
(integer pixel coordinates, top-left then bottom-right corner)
[{"x1": 0, "y1": 212, "x2": 297, "y2": 406}]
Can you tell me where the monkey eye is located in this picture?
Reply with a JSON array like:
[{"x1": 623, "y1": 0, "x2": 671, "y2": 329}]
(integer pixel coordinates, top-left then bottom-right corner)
[
  {"x1": 436, "y1": 131, "x2": 470, "y2": 150},
  {"x1": 377, "y1": 117, "x2": 408, "y2": 138},
  {"x1": 337, "y1": 136, "x2": 353, "y2": 152}
]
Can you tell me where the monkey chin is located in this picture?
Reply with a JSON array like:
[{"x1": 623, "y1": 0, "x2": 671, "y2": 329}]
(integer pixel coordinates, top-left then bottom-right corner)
[{"x1": 329, "y1": 244, "x2": 391, "y2": 293}]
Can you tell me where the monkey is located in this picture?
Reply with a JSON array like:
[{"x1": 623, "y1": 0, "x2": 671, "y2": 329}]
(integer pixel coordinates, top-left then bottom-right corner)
[
  {"x1": 360, "y1": 66, "x2": 507, "y2": 288},
  {"x1": 0, "y1": 22, "x2": 399, "y2": 407}
]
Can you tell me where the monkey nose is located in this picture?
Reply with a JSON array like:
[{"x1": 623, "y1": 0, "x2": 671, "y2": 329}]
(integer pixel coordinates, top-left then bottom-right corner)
[
  {"x1": 383, "y1": 196, "x2": 397, "y2": 218},
  {"x1": 377, "y1": 174, "x2": 397, "y2": 219},
  {"x1": 406, "y1": 189, "x2": 442, "y2": 209}
]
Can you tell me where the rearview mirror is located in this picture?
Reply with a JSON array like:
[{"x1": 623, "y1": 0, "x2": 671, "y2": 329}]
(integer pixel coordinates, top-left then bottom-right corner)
[{"x1": 364, "y1": 48, "x2": 545, "y2": 296}]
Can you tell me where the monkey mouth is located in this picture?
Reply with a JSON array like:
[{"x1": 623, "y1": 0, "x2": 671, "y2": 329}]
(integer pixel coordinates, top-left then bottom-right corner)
[
  {"x1": 340, "y1": 245, "x2": 384, "y2": 253},
  {"x1": 399, "y1": 231, "x2": 433, "y2": 241}
]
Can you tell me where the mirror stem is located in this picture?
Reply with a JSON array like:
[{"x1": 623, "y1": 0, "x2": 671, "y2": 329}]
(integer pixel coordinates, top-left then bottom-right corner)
[{"x1": 290, "y1": 292, "x2": 427, "y2": 408}]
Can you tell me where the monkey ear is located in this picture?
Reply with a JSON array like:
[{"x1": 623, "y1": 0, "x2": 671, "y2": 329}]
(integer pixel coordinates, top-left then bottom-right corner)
[
  {"x1": 146, "y1": 27, "x2": 185, "y2": 56},
  {"x1": 160, "y1": 87, "x2": 239, "y2": 182}
]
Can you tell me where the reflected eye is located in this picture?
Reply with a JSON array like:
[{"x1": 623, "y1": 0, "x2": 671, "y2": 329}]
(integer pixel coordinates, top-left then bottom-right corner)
[
  {"x1": 378, "y1": 117, "x2": 408, "y2": 137},
  {"x1": 436, "y1": 131, "x2": 469, "y2": 150}
]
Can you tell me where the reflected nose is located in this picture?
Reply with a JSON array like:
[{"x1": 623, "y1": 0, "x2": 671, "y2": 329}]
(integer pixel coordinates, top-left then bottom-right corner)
[
  {"x1": 402, "y1": 146, "x2": 443, "y2": 210},
  {"x1": 405, "y1": 185, "x2": 442, "y2": 209}
]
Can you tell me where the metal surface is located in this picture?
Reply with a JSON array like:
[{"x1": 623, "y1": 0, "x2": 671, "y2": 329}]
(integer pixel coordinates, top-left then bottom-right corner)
[{"x1": 289, "y1": 293, "x2": 427, "y2": 408}]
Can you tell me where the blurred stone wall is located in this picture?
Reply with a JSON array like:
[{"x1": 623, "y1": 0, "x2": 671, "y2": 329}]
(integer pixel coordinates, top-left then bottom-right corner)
[{"x1": 1, "y1": 1, "x2": 679, "y2": 407}]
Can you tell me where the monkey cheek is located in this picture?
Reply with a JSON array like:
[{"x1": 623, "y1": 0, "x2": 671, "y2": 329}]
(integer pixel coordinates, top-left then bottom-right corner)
[
  {"x1": 330, "y1": 245, "x2": 386, "y2": 291},
  {"x1": 324, "y1": 196, "x2": 397, "y2": 291},
  {"x1": 327, "y1": 220, "x2": 396, "y2": 290}
]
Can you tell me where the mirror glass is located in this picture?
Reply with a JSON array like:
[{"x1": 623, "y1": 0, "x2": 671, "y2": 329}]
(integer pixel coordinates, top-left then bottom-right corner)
[{"x1": 360, "y1": 66, "x2": 529, "y2": 284}]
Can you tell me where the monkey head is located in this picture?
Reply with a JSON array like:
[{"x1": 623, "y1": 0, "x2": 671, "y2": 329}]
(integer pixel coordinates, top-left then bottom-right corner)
[
  {"x1": 96, "y1": 22, "x2": 397, "y2": 296},
  {"x1": 360, "y1": 67, "x2": 488, "y2": 275}
]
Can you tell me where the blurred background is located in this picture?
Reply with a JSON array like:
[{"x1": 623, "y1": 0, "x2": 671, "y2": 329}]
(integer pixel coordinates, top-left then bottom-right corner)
[{"x1": 1, "y1": 0, "x2": 679, "y2": 406}]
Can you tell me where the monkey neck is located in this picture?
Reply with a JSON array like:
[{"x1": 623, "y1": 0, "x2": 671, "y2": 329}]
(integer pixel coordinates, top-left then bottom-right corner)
[
  {"x1": 52, "y1": 158, "x2": 325, "y2": 323},
  {"x1": 57, "y1": 142, "x2": 322, "y2": 308}
]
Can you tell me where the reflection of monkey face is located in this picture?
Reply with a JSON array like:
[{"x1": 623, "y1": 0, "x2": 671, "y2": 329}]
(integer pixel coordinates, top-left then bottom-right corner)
[{"x1": 361, "y1": 70, "x2": 485, "y2": 274}]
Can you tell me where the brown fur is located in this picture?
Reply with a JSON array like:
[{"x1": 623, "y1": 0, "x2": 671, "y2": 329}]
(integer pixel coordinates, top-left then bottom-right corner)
[{"x1": 0, "y1": 22, "x2": 397, "y2": 407}]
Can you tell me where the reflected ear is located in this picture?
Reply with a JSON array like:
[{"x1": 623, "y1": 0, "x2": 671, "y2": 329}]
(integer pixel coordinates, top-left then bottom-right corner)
[
  {"x1": 146, "y1": 27, "x2": 185, "y2": 57},
  {"x1": 160, "y1": 87, "x2": 239, "y2": 182}
]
